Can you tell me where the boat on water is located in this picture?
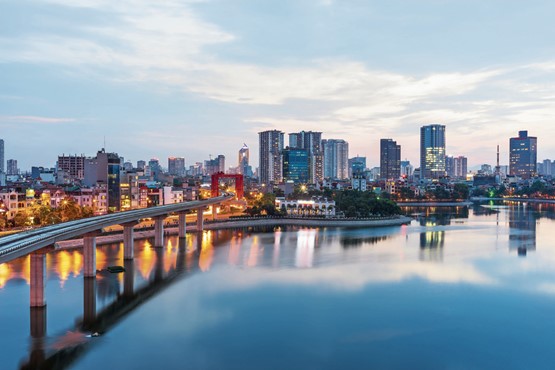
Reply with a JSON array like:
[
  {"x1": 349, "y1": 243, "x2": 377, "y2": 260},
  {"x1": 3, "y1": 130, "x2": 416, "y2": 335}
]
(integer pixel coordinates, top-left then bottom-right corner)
[{"x1": 107, "y1": 266, "x2": 125, "y2": 273}]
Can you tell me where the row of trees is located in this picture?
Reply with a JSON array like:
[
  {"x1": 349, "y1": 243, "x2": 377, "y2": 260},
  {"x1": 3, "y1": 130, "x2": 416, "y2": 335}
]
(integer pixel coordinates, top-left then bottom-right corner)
[
  {"x1": 394, "y1": 183, "x2": 470, "y2": 201},
  {"x1": 472, "y1": 181, "x2": 555, "y2": 198},
  {"x1": 0, "y1": 197, "x2": 94, "y2": 230},
  {"x1": 245, "y1": 189, "x2": 403, "y2": 218},
  {"x1": 334, "y1": 190, "x2": 401, "y2": 217}
]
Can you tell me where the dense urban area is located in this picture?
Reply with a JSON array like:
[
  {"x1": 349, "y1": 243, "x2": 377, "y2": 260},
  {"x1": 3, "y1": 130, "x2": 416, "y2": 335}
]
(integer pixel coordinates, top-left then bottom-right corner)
[{"x1": 0, "y1": 126, "x2": 548, "y2": 230}]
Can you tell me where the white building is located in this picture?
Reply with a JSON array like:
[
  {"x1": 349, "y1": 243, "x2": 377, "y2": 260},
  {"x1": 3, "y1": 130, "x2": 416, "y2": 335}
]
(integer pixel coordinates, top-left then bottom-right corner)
[{"x1": 275, "y1": 197, "x2": 335, "y2": 217}]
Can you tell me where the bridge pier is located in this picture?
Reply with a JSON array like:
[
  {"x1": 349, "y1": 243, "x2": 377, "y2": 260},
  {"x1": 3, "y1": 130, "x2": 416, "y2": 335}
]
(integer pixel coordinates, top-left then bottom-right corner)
[
  {"x1": 29, "y1": 305, "x2": 47, "y2": 369},
  {"x1": 196, "y1": 207, "x2": 204, "y2": 232},
  {"x1": 178, "y1": 212, "x2": 187, "y2": 239},
  {"x1": 83, "y1": 233, "x2": 97, "y2": 278},
  {"x1": 122, "y1": 222, "x2": 138, "y2": 260},
  {"x1": 30, "y1": 252, "x2": 46, "y2": 308},
  {"x1": 123, "y1": 259, "x2": 135, "y2": 297},
  {"x1": 212, "y1": 205, "x2": 217, "y2": 221},
  {"x1": 83, "y1": 277, "x2": 96, "y2": 330},
  {"x1": 154, "y1": 216, "x2": 165, "y2": 248}
]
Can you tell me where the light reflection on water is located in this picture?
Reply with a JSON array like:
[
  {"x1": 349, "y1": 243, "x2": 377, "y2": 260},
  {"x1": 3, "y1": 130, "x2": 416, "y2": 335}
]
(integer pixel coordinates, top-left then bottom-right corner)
[{"x1": 2, "y1": 202, "x2": 555, "y2": 369}]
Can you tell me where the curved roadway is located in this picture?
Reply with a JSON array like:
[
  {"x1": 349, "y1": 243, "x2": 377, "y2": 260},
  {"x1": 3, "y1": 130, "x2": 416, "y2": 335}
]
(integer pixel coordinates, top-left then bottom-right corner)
[{"x1": 0, "y1": 195, "x2": 233, "y2": 264}]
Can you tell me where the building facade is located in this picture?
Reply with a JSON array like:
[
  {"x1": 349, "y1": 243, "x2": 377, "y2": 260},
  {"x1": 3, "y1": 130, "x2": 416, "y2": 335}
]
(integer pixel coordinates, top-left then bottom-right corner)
[
  {"x1": 282, "y1": 148, "x2": 309, "y2": 183},
  {"x1": 168, "y1": 157, "x2": 185, "y2": 176},
  {"x1": 238, "y1": 144, "x2": 250, "y2": 176},
  {"x1": 420, "y1": 124, "x2": 446, "y2": 179},
  {"x1": 322, "y1": 139, "x2": 349, "y2": 180},
  {"x1": 380, "y1": 139, "x2": 401, "y2": 180},
  {"x1": 348, "y1": 156, "x2": 366, "y2": 178},
  {"x1": 57, "y1": 154, "x2": 85, "y2": 180},
  {"x1": 6, "y1": 159, "x2": 18, "y2": 175},
  {"x1": 259, "y1": 130, "x2": 284, "y2": 185},
  {"x1": 509, "y1": 130, "x2": 537, "y2": 179},
  {"x1": 0, "y1": 139, "x2": 4, "y2": 173},
  {"x1": 205, "y1": 155, "x2": 226, "y2": 175},
  {"x1": 84, "y1": 149, "x2": 121, "y2": 212},
  {"x1": 289, "y1": 131, "x2": 323, "y2": 183}
]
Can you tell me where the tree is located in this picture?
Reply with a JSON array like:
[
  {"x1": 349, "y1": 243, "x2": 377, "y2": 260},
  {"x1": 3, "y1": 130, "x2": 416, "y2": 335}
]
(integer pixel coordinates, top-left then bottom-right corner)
[
  {"x1": 452, "y1": 183, "x2": 469, "y2": 200},
  {"x1": 13, "y1": 211, "x2": 29, "y2": 228}
]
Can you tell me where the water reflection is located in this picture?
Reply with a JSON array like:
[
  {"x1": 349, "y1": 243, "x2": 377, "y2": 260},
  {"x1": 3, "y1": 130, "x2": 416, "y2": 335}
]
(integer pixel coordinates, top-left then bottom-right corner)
[
  {"x1": 295, "y1": 229, "x2": 316, "y2": 268},
  {"x1": 508, "y1": 203, "x2": 537, "y2": 256},
  {"x1": 4, "y1": 204, "x2": 555, "y2": 369}
]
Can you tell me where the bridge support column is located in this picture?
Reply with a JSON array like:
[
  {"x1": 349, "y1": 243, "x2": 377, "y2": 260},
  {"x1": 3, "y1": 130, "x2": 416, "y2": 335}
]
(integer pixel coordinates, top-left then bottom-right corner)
[
  {"x1": 178, "y1": 212, "x2": 187, "y2": 239},
  {"x1": 154, "y1": 216, "x2": 165, "y2": 248},
  {"x1": 30, "y1": 252, "x2": 46, "y2": 308},
  {"x1": 123, "y1": 259, "x2": 135, "y2": 297},
  {"x1": 212, "y1": 205, "x2": 217, "y2": 221},
  {"x1": 122, "y1": 222, "x2": 137, "y2": 260},
  {"x1": 196, "y1": 207, "x2": 204, "y2": 232},
  {"x1": 29, "y1": 305, "x2": 47, "y2": 368},
  {"x1": 83, "y1": 233, "x2": 97, "y2": 278},
  {"x1": 83, "y1": 277, "x2": 96, "y2": 330}
]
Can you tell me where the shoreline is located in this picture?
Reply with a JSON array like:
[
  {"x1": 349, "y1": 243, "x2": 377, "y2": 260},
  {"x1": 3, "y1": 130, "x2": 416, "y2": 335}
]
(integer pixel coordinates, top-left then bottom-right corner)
[
  {"x1": 470, "y1": 197, "x2": 555, "y2": 204},
  {"x1": 397, "y1": 201, "x2": 472, "y2": 207},
  {"x1": 55, "y1": 216, "x2": 413, "y2": 249}
]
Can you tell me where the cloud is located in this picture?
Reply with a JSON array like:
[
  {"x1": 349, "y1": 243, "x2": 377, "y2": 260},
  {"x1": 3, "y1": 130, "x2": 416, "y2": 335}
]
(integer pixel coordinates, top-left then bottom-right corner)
[
  {"x1": 3, "y1": 0, "x2": 555, "y2": 165},
  {"x1": 0, "y1": 115, "x2": 76, "y2": 124}
]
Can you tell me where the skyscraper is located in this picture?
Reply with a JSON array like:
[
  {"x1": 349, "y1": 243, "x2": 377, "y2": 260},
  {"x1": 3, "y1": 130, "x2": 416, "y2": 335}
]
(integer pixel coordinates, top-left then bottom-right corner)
[
  {"x1": 509, "y1": 130, "x2": 537, "y2": 178},
  {"x1": 238, "y1": 144, "x2": 250, "y2": 176},
  {"x1": 6, "y1": 159, "x2": 18, "y2": 175},
  {"x1": 420, "y1": 124, "x2": 446, "y2": 179},
  {"x1": 168, "y1": 157, "x2": 185, "y2": 176},
  {"x1": 380, "y1": 139, "x2": 401, "y2": 180},
  {"x1": 288, "y1": 131, "x2": 323, "y2": 183},
  {"x1": 0, "y1": 139, "x2": 4, "y2": 173},
  {"x1": 322, "y1": 139, "x2": 349, "y2": 180},
  {"x1": 282, "y1": 147, "x2": 309, "y2": 183},
  {"x1": 259, "y1": 130, "x2": 284, "y2": 185}
]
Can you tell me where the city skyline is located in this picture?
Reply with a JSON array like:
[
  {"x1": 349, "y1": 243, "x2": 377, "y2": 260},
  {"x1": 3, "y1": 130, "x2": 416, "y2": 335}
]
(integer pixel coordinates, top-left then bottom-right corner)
[{"x1": 2, "y1": 1, "x2": 555, "y2": 169}]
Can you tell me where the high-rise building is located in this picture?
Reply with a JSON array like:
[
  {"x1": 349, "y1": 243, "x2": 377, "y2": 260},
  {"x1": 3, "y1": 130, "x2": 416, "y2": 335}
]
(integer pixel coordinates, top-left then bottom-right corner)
[
  {"x1": 6, "y1": 159, "x2": 18, "y2": 175},
  {"x1": 57, "y1": 154, "x2": 86, "y2": 180},
  {"x1": 380, "y1": 139, "x2": 401, "y2": 180},
  {"x1": 259, "y1": 130, "x2": 284, "y2": 185},
  {"x1": 509, "y1": 131, "x2": 537, "y2": 179},
  {"x1": 137, "y1": 160, "x2": 146, "y2": 170},
  {"x1": 282, "y1": 148, "x2": 309, "y2": 183},
  {"x1": 446, "y1": 155, "x2": 467, "y2": 179},
  {"x1": 348, "y1": 156, "x2": 366, "y2": 178},
  {"x1": 540, "y1": 159, "x2": 552, "y2": 176},
  {"x1": 289, "y1": 131, "x2": 323, "y2": 183},
  {"x1": 322, "y1": 139, "x2": 349, "y2": 180},
  {"x1": 205, "y1": 155, "x2": 225, "y2": 175},
  {"x1": 420, "y1": 124, "x2": 446, "y2": 179},
  {"x1": 454, "y1": 156, "x2": 468, "y2": 179},
  {"x1": 238, "y1": 144, "x2": 250, "y2": 176},
  {"x1": 84, "y1": 149, "x2": 121, "y2": 212},
  {"x1": 0, "y1": 139, "x2": 4, "y2": 173},
  {"x1": 168, "y1": 157, "x2": 185, "y2": 176}
]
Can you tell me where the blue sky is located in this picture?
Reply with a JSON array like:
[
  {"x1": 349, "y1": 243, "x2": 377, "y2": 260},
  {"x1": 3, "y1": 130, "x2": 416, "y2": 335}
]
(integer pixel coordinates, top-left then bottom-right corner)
[{"x1": 2, "y1": 0, "x2": 555, "y2": 171}]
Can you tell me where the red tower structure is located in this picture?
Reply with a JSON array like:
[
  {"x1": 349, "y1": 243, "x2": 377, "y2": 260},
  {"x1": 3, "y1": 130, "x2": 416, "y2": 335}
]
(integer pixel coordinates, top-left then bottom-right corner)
[{"x1": 211, "y1": 172, "x2": 244, "y2": 199}]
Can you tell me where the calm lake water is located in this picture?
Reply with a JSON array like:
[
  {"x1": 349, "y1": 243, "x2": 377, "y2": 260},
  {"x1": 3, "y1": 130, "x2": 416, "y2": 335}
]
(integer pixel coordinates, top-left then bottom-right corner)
[{"x1": 2, "y1": 201, "x2": 555, "y2": 369}]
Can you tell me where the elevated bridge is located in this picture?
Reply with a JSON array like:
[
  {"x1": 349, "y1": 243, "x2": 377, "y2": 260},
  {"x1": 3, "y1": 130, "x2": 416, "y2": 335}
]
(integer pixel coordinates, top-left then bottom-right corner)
[{"x1": 0, "y1": 195, "x2": 233, "y2": 308}]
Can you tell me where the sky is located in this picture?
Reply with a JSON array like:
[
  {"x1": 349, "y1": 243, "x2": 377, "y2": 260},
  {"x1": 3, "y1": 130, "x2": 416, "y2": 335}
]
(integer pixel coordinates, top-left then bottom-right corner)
[{"x1": 2, "y1": 0, "x2": 555, "y2": 171}]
